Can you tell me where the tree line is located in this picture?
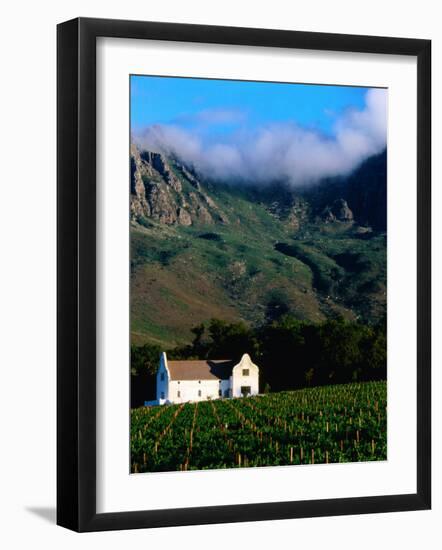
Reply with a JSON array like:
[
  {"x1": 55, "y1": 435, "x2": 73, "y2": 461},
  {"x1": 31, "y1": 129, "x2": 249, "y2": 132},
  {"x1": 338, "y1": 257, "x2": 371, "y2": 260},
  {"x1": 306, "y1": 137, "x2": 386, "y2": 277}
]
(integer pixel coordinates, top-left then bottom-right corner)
[{"x1": 131, "y1": 316, "x2": 386, "y2": 407}]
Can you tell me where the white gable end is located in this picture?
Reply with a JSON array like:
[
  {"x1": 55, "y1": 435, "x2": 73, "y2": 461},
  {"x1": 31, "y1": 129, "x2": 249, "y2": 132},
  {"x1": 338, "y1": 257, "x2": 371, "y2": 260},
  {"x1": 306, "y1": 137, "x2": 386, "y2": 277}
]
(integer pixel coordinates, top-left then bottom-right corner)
[
  {"x1": 156, "y1": 352, "x2": 170, "y2": 404},
  {"x1": 231, "y1": 353, "x2": 259, "y2": 398}
]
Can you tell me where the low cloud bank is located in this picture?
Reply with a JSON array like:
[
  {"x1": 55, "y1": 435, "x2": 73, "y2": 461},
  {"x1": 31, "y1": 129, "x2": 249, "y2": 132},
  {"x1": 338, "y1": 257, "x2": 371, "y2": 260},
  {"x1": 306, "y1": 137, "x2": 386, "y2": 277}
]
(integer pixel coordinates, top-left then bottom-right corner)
[{"x1": 134, "y1": 89, "x2": 387, "y2": 186}]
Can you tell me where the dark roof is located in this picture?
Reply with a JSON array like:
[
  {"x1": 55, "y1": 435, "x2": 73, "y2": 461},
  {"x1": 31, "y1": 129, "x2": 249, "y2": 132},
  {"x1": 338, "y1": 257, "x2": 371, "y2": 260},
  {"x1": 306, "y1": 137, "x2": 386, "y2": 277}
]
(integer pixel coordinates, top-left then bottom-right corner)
[{"x1": 167, "y1": 360, "x2": 234, "y2": 381}]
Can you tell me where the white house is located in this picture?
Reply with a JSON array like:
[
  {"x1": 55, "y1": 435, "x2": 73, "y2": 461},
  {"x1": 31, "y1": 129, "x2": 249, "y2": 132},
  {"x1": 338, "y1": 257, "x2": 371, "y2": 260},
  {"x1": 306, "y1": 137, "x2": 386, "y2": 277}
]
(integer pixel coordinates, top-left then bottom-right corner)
[{"x1": 148, "y1": 352, "x2": 259, "y2": 405}]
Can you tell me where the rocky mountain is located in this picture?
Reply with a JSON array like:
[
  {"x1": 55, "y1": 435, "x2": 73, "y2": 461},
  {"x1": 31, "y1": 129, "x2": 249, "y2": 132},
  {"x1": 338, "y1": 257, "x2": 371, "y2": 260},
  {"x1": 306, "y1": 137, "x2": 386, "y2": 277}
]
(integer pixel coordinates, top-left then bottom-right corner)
[
  {"x1": 130, "y1": 144, "x2": 228, "y2": 226},
  {"x1": 130, "y1": 145, "x2": 387, "y2": 347},
  {"x1": 130, "y1": 145, "x2": 386, "y2": 232},
  {"x1": 320, "y1": 199, "x2": 354, "y2": 223},
  {"x1": 301, "y1": 150, "x2": 387, "y2": 230}
]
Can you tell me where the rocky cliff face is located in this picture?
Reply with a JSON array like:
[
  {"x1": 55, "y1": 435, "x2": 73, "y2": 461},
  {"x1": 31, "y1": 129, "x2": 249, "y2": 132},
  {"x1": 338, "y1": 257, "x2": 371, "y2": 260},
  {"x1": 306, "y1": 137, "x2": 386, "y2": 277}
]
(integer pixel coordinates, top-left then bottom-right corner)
[
  {"x1": 130, "y1": 144, "x2": 228, "y2": 226},
  {"x1": 321, "y1": 198, "x2": 354, "y2": 223},
  {"x1": 301, "y1": 150, "x2": 387, "y2": 230},
  {"x1": 265, "y1": 195, "x2": 310, "y2": 230},
  {"x1": 131, "y1": 145, "x2": 386, "y2": 233}
]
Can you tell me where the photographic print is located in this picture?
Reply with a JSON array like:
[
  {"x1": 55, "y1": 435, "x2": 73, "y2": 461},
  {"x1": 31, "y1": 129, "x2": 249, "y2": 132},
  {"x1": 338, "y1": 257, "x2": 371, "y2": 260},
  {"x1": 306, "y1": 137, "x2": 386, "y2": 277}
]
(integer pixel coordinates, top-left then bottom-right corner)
[{"x1": 129, "y1": 75, "x2": 387, "y2": 474}]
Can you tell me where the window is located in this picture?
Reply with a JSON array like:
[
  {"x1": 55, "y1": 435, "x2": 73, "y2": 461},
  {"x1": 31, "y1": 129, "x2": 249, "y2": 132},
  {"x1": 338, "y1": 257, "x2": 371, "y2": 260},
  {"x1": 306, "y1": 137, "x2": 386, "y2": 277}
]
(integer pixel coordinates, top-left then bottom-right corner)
[
  {"x1": 177, "y1": 391, "x2": 181, "y2": 398},
  {"x1": 160, "y1": 373, "x2": 165, "y2": 381},
  {"x1": 218, "y1": 389, "x2": 222, "y2": 397},
  {"x1": 160, "y1": 392, "x2": 165, "y2": 399},
  {"x1": 240, "y1": 386, "x2": 251, "y2": 397},
  {"x1": 198, "y1": 380, "x2": 201, "y2": 384},
  {"x1": 242, "y1": 369, "x2": 249, "y2": 376},
  {"x1": 198, "y1": 390, "x2": 202, "y2": 397}
]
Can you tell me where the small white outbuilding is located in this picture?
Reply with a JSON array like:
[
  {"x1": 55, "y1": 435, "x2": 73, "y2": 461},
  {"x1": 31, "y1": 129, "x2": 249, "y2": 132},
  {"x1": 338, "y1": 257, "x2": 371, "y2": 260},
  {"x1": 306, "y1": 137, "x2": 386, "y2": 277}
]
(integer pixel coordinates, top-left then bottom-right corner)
[{"x1": 152, "y1": 352, "x2": 259, "y2": 405}]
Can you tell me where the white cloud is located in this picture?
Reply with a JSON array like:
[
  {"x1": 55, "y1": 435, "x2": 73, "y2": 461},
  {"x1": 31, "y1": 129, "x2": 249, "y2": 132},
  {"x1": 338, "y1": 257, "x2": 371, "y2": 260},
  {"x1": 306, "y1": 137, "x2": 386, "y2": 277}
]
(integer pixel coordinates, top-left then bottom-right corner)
[
  {"x1": 194, "y1": 108, "x2": 246, "y2": 125},
  {"x1": 173, "y1": 108, "x2": 246, "y2": 127},
  {"x1": 134, "y1": 89, "x2": 387, "y2": 186}
]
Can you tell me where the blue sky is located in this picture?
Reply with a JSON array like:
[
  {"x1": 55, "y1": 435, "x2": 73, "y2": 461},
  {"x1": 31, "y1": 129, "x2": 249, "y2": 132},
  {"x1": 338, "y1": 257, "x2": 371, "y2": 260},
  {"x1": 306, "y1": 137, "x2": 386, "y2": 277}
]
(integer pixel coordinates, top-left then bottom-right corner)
[
  {"x1": 130, "y1": 75, "x2": 387, "y2": 185},
  {"x1": 131, "y1": 76, "x2": 370, "y2": 137}
]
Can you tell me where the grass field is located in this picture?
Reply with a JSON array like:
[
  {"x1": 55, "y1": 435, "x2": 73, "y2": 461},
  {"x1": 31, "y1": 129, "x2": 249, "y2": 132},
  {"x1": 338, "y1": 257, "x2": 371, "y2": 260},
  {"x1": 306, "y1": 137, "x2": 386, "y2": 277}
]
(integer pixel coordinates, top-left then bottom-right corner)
[{"x1": 130, "y1": 380, "x2": 387, "y2": 473}]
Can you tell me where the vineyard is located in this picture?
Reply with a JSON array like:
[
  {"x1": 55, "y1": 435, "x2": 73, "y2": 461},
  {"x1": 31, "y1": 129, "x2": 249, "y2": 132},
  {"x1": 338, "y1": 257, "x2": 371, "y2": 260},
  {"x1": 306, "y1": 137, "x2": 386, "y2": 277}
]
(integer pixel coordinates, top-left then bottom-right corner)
[{"x1": 130, "y1": 381, "x2": 387, "y2": 473}]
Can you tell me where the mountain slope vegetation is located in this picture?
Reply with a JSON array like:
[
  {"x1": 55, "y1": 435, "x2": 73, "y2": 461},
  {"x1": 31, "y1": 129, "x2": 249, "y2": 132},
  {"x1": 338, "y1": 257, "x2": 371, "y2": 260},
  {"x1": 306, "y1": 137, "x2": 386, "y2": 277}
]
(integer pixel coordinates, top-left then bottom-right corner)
[{"x1": 130, "y1": 146, "x2": 387, "y2": 347}]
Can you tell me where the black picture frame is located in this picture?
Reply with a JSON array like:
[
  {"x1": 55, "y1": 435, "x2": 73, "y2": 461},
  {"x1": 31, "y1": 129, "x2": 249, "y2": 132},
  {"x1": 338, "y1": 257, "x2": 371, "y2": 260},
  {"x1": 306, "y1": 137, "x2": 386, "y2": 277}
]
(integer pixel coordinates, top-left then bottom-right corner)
[{"x1": 57, "y1": 17, "x2": 431, "y2": 532}]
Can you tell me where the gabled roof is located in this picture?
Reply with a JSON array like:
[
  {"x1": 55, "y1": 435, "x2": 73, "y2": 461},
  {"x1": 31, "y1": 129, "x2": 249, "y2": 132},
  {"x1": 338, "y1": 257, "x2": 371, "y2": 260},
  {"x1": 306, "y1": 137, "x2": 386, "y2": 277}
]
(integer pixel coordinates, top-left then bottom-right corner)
[{"x1": 167, "y1": 359, "x2": 234, "y2": 381}]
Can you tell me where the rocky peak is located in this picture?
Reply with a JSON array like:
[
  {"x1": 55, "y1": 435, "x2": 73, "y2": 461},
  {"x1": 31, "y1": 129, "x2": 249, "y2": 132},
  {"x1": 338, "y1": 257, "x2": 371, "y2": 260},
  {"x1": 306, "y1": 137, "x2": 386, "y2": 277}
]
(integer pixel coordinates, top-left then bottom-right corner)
[
  {"x1": 321, "y1": 199, "x2": 354, "y2": 223},
  {"x1": 130, "y1": 145, "x2": 228, "y2": 227},
  {"x1": 286, "y1": 197, "x2": 310, "y2": 230},
  {"x1": 140, "y1": 150, "x2": 182, "y2": 192},
  {"x1": 262, "y1": 189, "x2": 309, "y2": 231},
  {"x1": 175, "y1": 162, "x2": 201, "y2": 190}
]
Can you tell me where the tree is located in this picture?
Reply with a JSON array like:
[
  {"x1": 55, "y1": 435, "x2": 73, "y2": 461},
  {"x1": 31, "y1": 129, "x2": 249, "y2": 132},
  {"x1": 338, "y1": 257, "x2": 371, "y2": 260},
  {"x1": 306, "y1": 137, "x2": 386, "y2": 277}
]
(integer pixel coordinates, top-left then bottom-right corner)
[
  {"x1": 315, "y1": 319, "x2": 363, "y2": 384},
  {"x1": 130, "y1": 343, "x2": 161, "y2": 376},
  {"x1": 359, "y1": 325, "x2": 387, "y2": 380},
  {"x1": 305, "y1": 368, "x2": 315, "y2": 387},
  {"x1": 265, "y1": 289, "x2": 291, "y2": 322},
  {"x1": 206, "y1": 319, "x2": 258, "y2": 362},
  {"x1": 130, "y1": 343, "x2": 162, "y2": 407},
  {"x1": 258, "y1": 315, "x2": 307, "y2": 391},
  {"x1": 190, "y1": 323, "x2": 206, "y2": 357}
]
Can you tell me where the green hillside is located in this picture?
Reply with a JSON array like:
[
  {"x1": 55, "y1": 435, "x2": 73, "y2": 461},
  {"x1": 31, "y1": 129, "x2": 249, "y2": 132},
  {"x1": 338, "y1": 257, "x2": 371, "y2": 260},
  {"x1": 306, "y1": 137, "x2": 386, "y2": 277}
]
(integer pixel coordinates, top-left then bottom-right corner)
[{"x1": 130, "y1": 154, "x2": 386, "y2": 347}]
